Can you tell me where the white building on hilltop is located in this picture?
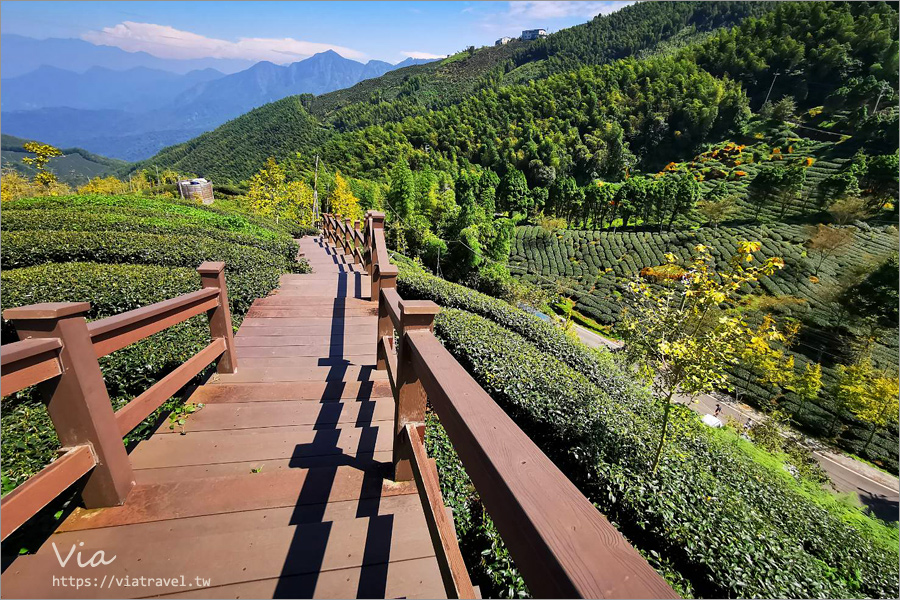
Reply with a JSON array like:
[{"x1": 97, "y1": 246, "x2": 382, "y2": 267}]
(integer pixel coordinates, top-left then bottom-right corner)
[
  {"x1": 521, "y1": 29, "x2": 547, "y2": 41},
  {"x1": 495, "y1": 36, "x2": 513, "y2": 46}
]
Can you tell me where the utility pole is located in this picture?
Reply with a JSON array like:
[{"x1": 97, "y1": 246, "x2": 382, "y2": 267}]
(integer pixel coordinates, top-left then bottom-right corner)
[
  {"x1": 763, "y1": 71, "x2": 780, "y2": 107},
  {"x1": 313, "y1": 154, "x2": 320, "y2": 226},
  {"x1": 155, "y1": 165, "x2": 160, "y2": 187}
]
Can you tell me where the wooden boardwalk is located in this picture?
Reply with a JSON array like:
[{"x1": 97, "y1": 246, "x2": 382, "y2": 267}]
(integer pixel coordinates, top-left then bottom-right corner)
[{"x1": 1, "y1": 236, "x2": 447, "y2": 599}]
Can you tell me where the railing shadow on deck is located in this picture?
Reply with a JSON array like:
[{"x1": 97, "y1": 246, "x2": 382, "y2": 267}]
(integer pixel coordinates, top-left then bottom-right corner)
[
  {"x1": 275, "y1": 243, "x2": 393, "y2": 598},
  {"x1": 321, "y1": 212, "x2": 680, "y2": 599}
]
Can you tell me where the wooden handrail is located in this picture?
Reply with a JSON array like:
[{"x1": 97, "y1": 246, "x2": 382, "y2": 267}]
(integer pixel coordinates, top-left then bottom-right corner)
[
  {"x1": 88, "y1": 287, "x2": 220, "y2": 358},
  {"x1": 0, "y1": 262, "x2": 239, "y2": 540},
  {"x1": 320, "y1": 212, "x2": 678, "y2": 599},
  {"x1": 0, "y1": 445, "x2": 97, "y2": 541},
  {"x1": 0, "y1": 338, "x2": 63, "y2": 397}
]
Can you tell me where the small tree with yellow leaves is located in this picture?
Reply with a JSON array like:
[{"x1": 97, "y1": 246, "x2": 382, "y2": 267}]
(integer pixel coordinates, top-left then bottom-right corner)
[
  {"x1": 328, "y1": 171, "x2": 361, "y2": 220},
  {"x1": 21, "y1": 141, "x2": 63, "y2": 187},
  {"x1": 620, "y1": 241, "x2": 785, "y2": 472},
  {"x1": 1, "y1": 168, "x2": 34, "y2": 202},
  {"x1": 78, "y1": 176, "x2": 128, "y2": 194}
]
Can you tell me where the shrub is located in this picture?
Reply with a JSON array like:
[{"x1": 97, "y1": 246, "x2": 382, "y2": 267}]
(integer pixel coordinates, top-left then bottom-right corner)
[
  {"x1": 1, "y1": 208, "x2": 297, "y2": 261},
  {"x1": 432, "y1": 307, "x2": 899, "y2": 599},
  {"x1": 0, "y1": 230, "x2": 303, "y2": 274}
]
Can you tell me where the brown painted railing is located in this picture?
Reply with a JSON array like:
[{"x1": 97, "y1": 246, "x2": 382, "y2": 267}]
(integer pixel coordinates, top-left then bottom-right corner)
[
  {"x1": 0, "y1": 262, "x2": 237, "y2": 541},
  {"x1": 321, "y1": 213, "x2": 677, "y2": 599}
]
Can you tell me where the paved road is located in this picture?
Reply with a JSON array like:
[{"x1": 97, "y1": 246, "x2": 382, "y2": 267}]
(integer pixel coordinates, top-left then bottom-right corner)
[{"x1": 571, "y1": 323, "x2": 900, "y2": 522}]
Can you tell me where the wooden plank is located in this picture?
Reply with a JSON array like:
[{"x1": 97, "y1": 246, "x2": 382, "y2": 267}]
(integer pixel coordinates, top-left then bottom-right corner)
[
  {"x1": 405, "y1": 424, "x2": 476, "y2": 599},
  {"x1": 251, "y1": 296, "x2": 374, "y2": 307},
  {"x1": 129, "y1": 421, "x2": 395, "y2": 469},
  {"x1": 234, "y1": 342, "x2": 374, "y2": 356},
  {"x1": 246, "y1": 307, "x2": 377, "y2": 318},
  {"x1": 236, "y1": 328, "x2": 375, "y2": 340},
  {"x1": 168, "y1": 556, "x2": 446, "y2": 600},
  {"x1": 133, "y1": 451, "x2": 393, "y2": 484},
  {"x1": 46, "y1": 493, "x2": 425, "y2": 547},
  {"x1": 236, "y1": 356, "x2": 377, "y2": 369},
  {"x1": 4, "y1": 512, "x2": 438, "y2": 599},
  {"x1": 191, "y1": 380, "x2": 393, "y2": 402},
  {"x1": 0, "y1": 338, "x2": 63, "y2": 397},
  {"x1": 381, "y1": 287, "x2": 402, "y2": 332},
  {"x1": 0, "y1": 445, "x2": 96, "y2": 541},
  {"x1": 151, "y1": 398, "x2": 394, "y2": 433},
  {"x1": 241, "y1": 316, "x2": 376, "y2": 326},
  {"x1": 89, "y1": 292, "x2": 220, "y2": 358},
  {"x1": 406, "y1": 331, "x2": 677, "y2": 599},
  {"x1": 114, "y1": 339, "x2": 225, "y2": 435},
  {"x1": 213, "y1": 365, "x2": 388, "y2": 383},
  {"x1": 57, "y1": 466, "x2": 416, "y2": 531}
]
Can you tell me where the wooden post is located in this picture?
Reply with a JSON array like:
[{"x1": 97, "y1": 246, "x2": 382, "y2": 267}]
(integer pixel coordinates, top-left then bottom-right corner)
[
  {"x1": 393, "y1": 300, "x2": 440, "y2": 481},
  {"x1": 4, "y1": 302, "x2": 135, "y2": 507},
  {"x1": 375, "y1": 266, "x2": 398, "y2": 370},
  {"x1": 353, "y1": 220, "x2": 361, "y2": 264},
  {"x1": 343, "y1": 218, "x2": 352, "y2": 255},
  {"x1": 197, "y1": 262, "x2": 237, "y2": 374}
]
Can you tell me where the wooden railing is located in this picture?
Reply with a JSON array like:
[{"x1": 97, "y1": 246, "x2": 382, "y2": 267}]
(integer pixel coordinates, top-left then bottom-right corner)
[
  {"x1": 0, "y1": 262, "x2": 237, "y2": 541},
  {"x1": 321, "y1": 213, "x2": 676, "y2": 599}
]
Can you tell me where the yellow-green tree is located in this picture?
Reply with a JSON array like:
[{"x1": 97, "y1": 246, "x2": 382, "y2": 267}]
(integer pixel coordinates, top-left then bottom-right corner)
[
  {"x1": 837, "y1": 359, "x2": 900, "y2": 452},
  {"x1": 21, "y1": 141, "x2": 63, "y2": 186},
  {"x1": 78, "y1": 176, "x2": 128, "y2": 194},
  {"x1": 787, "y1": 362, "x2": 822, "y2": 421},
  {"x1": 1, "y1": 168, "x2": 34, "y2": 202},
  {"x1": 620, "y1": 241, "x2": 785, "y2": 472},
  {"x1": 248, "y1": 157, "x2": 288, "y2": 221},
  {"x1": 328, "y1": 171, "x2": 360, "y2": 220}
]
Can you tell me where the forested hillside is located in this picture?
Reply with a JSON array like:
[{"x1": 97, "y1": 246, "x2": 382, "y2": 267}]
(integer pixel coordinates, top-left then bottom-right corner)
[
  {"x1": 1, "y1": 134, "x2": 128, "y2": 185},
  {"x1": 142, "y1": 1, "x2": 774, "y2": 181}
]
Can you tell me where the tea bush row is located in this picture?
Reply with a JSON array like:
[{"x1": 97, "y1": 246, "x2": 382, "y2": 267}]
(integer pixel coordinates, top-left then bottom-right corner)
[
  {"x1": 432, "y1": 307, "x2": 899, "y2": 599},
  {"x1": 1, "y1": 230, "x2": 308, "y2": 275}
]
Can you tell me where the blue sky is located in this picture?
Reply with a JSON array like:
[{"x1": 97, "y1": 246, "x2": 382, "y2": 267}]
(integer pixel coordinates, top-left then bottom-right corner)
[{"x1": 0, "y1": 1, "x2": 632, "y2": 64}]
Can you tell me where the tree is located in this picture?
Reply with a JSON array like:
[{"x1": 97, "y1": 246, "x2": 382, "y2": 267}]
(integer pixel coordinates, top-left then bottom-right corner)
[
  {"x1": 387, "y1": 160, "x2": 416, "y2": 220},
  {"x1": 835, "y1": 358, "x2": 900, "y2": 452},
  {"x1": 696, "y1": 195, "x2": 739, "y2": 228},
  {"x1": 329, "y1": 171, "x2": 361, "y2": 220},
  {"x1": 78, "y1": 176, "x2": 127, "y2": 194},
  {"x1": 787, "y1": 362, "x2": 822, "y2": 421},
  {"x1": 0, "y1": 168, "x2": 33, "y2": 202},
  {"x1": 620, "y1": 241, "x2": 785, "y2": 472},
  {"x1": 21, "y1": 141, "x2": 63, "y2": 187},
  {"x1": 827, "y1": 196, "x2": 872, "y2": 225},
  {"x1": 749, "y1": 164, "x2": 805, "y2": 220},
  {"x1": 806, "y1": 224, "x2": 854, "y2": 275},
  {"x1": 852, "y1": 372, "x2": 899, "y2": 453},
  {"x1": 498, "y1": 167, "x2": 530, "y2": 215}
]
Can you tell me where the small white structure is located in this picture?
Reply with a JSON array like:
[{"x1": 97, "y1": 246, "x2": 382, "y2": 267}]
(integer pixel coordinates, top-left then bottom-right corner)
[
  {"x1": 495, "y1": 37, "x2": 513, "y2": 46},
  {"x1": 701, "y1": 414, "x2": 724, "y2": 428},
  {"x1": 521, "y1": 29, "x2": 547, "y2": 41},
  {"x1": 177, "y1": 178, "x2": 214, "y2": 205}
]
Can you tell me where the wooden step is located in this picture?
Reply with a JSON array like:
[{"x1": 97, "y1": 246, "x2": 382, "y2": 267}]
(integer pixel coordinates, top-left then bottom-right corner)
[
  {"x1": 188, "y1": 381, "x2": 393, "y2": 403},
  {"x1": 236, "y1": 357, "x2": 377, "y2": 369},
  {"x1": 153, "y1": 399, "x2": 394, "y2": 434},
  {"x1": 234, "y1": 343, "x2": 375, "y2": 357},
  {"x1": 213, "y1": 365, "x2": 387, "y2": 383},
  {"x1": 5, "y1": 509, "x2": 440, "y2": 598},
  {"x1": 129, "y1": 421, "x2": 394, "y2": 469}
]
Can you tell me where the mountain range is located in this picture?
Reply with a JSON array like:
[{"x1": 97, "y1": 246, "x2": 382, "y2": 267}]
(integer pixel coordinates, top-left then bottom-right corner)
[{"x1": 0, "y1": 35, "x2": 436, "y2": 161}]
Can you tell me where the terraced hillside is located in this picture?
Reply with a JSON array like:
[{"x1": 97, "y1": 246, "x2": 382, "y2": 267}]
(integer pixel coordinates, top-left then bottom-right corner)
[
  {"x1": 0, "y1": 194, "x2": 309, "y2": 496},
  {"x1": 510, "y1": 223, "x2": 899, "y2": 470}
]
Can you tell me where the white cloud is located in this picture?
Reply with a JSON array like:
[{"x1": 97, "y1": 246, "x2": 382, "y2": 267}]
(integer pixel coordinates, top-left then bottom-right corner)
[
  {"x1": 82, "y1": 21, "x2": 365, "y2": 63},
  {"x1": 401, "y1": 51, "x2": 446, "y2": 60},
  {"x1": 507, "y1": 1, "x2": 632, "y2": 20}
]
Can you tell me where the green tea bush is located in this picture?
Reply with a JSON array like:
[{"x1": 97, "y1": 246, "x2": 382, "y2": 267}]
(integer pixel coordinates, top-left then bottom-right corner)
[
  {"x1": 433, "y1": 307, "x2": 899, "y2": 599},
  {"x1": 1, "y1": 208, "x2": 297, "y2": 261},
  {"x1": 1, "y1": 230, "x2": 307, "y2": 274},
  {"x1": 0, "y1": 262, "x2": 276, "y2": 327}
]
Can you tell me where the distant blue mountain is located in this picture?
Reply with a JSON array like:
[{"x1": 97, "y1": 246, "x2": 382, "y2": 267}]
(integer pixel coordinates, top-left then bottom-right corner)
[
  {"x1": 1, "y1": 48, "x2": 439, "y2": 161},
  {"x1": 0, "y1": 34, "x2": 254, "y2": 76},
  {"x1": 1, "y1": 65, "x2": 224, "y2": 112}
]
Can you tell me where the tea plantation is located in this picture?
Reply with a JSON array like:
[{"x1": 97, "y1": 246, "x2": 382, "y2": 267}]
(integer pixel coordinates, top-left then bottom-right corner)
[
  {"x1": 0, "y1": 194, "x2": 309, "y2": 494},
  {"x1": 396, "y1": 259, "x2": 900, "y2": 599},
  {"x1": 509, "y1": 223, "x2": 900, "y2": 471}
]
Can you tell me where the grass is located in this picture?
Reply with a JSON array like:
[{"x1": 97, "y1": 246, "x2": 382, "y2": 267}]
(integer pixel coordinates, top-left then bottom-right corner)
[
  {"x1": 551, "y1": 298, "x2": 620, "y2": 339},
  {"x1": 709, "y1": 425, "x2": 900, "y2": 553}
]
